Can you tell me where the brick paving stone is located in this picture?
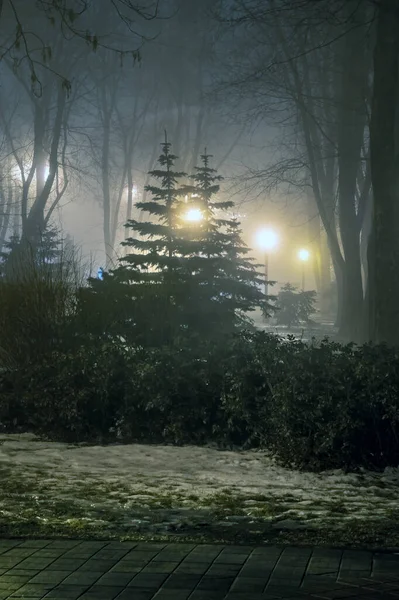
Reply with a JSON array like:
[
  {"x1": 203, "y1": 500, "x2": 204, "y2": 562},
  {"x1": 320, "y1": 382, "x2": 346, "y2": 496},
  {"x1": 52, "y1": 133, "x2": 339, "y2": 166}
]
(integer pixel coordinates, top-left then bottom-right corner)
[
  {"x1": 25, "y1": 574, "x2": 66, "y2": 586},
  {"x1": 127, "y1": 573, "x2": 168, "y2": 589},
  {"x1": 205, "y1": 566, "x2": 241, "y2": 577},
  {"x1": 166, "y1": 544, "x2": 196, "y2": 552},
  {"x1": 230, "y1": 576, "x2": 267, "y2": 592},
  {"x1": 301, "y1": 575, "x2": 348, "y2": 592},
  {"x1": 222, "y1": 546, "x2": 254, "y2": 555},
  {"x1": 225, "y1": 590, "x2": 281, "y2": 600},
  {"x1": 188, "y1": 592, "x2": 227, "y2": 600},
  {"x1": 8, "y1": 582, "x2": 55, "y2": 597},
  {"x1": 91, "y1": 551, "x2": 130, "y2": 561},
  {"x1": 28, "y1": 552, "x2": 65, "y2": 561},
  {"x1": 43, "y1": 584, "x2": 90, "y2": 598},
  {"x1": 184, "y1": 547, "x2": 222, "y2": 555},
  {"x1": 152, "y1": 552, "x2": 189, "y2": 563},
  {"x1": 141, "y1": 562, "x2": 179, "y2": 575},
  {"x1": 77, "y1": 586, "x2": 125, "y2": 600},
  {"x1": 75, "y1": 560, "x2": 116, "y2": 572},
  {"x1": 162, "y1": 574, "x2": 202, "y2": 589},
  {"x1": 0, "y1": 560, "x2": 26, "y2": 571},
  {"x1": 0, "y1": 584, "x2": 25, "y2": 592},
  {"x1": 3, "y1": 552, "x2": 39, "y2": 561},
  {"x1": 15, "y1": 560, "x2": 56, "y2": 572},
  {"x1": 62, "y1": 571, "x2": 104, "y2": 586},
  {"x1": 239, "y1": 563, "x2": 273, "y2": 578},
  {"x1": 96, "y1": 574, "x2": 136, "y2": 587},
  {"x1": 121, "y1": 552, "x2": 160, "y2": 563},
  {"x1": 0, "y1": 544, "x2": 22, "y2": 552},
  {"x1": 181, "y1": 555, "x2": 216, "y2": 565},
  {"x1": 113, "y1": 591, "x2": 153, "y2": 600},
  {"x1": 104, "y1": 543, "x2": 138, "y2": 551},
  {"x1": 44, "y1": 543, "x2": 80, "y2": 551},
  {"x1": 225, "y1": 595, "x2": 274, "y2": 600},
  {"x1": 3, "y1": 572, "x2": 41, "y2": 580},
  {"x1": 109, "y1": 563, "x2": 143, "y2": 574},
  {"x1": 174, "y1": 564, "x2": 210, "y2": 575},
  {"x1": 44, "y1": 560, "x2": 87, "y2": 572},
  {"x1": 213, "y1": 554, "x2": 249, "y2": 565},
  {"x1": 16, "y1": 543, "x2": 49, "y2": 550},
  {"x1": 152, "y1": 590, "x2": 191, "y2": 600},
  {"x1": 0, "y1": 579, "x2": 30, "y2": 591},
  {"x1": 196, "y1": 577, "x2": 235, "y2": 592},
  {"x1": 339, "y1": 551, "x2": 372, "y2": 577}
]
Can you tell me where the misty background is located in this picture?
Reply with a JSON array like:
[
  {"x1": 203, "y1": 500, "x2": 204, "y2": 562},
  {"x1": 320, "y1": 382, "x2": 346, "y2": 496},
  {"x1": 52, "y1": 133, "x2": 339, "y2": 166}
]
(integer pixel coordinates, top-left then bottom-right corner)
[{"x1": 0, "y1": 0, "x2": 319, "y2": 297}]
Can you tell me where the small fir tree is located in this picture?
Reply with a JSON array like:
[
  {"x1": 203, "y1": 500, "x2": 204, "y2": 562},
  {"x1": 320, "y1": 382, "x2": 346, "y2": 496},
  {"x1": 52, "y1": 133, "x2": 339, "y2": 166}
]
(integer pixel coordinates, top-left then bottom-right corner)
[
  {"x1": 113, "y1": 134, "x2": 188, "y2": 345},
  {"x1": 0, "y1": 227, "x2": 62, "y2": 275},
  {"x1": 37, "y1": 227, "x2": 63, "y2": 263},
  {"x1": 275, "y1": 283, "x2": 317, "y2": 327},
  {"x1": 181, "y1": 150, "x2": 268, "y2": 329},
  {"x1": 0, "y1": 234, "x2": 21, "y2": 265}
]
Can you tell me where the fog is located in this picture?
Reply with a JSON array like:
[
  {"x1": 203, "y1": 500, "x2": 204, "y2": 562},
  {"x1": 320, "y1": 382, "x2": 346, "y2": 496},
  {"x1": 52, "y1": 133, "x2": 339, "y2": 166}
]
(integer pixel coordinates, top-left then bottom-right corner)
[
  {"x1": 1, "y1": 0, "x2": 399, "y2": 575},
  {"x1": 0, "y1": 0, "x2": 396, "y2": 343}
]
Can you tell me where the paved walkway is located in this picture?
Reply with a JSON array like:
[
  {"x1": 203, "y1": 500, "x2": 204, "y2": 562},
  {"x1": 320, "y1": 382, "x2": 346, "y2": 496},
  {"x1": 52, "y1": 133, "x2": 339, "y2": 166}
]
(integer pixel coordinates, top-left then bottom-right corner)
[{"x1": 0, "y1": 539, "x2": 398, "y2": 599}]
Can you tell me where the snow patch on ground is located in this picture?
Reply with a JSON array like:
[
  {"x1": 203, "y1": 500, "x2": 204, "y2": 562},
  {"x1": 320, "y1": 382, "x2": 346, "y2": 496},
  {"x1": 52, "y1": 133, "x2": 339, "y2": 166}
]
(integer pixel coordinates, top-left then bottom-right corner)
[{"x1": 0, "y1": 433, "x2": 398, "y2": 533}]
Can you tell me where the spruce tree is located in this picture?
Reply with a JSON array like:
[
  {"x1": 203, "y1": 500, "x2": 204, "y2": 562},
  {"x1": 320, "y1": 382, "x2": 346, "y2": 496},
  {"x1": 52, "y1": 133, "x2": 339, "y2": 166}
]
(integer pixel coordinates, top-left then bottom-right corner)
[
  {"x1": 113, "y1": 134, "x2": 188, "y2": 345},
  {"x1": 182, "y1": 151, "x2": 268, "y2": 329},
  {"x1": 0, "y1": 227, "x2": 62, "y2": 276},
  {"x1": 275, "y1": 283, "x2": 317, "y2": 327},
  {"x1": 37, "y1": 227, "x2": 62, "y2": 264},
  {"x1": 0, "y1": 234, "x2": 21, "y2": 265}
]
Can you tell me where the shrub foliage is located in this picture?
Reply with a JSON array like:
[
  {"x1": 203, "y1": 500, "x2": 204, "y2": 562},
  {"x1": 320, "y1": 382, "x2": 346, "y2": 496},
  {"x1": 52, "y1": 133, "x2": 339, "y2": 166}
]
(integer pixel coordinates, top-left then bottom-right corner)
[
  {"x1": 1, "y1": 142, "x2": 399, "y2": 474},
  {"x1": 1, "y1": 332, "x2": 399, "y2": 471}
]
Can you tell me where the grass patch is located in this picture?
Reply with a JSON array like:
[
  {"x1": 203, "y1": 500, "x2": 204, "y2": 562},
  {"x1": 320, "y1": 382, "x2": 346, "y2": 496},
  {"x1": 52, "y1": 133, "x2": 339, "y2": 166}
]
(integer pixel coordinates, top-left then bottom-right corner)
[{"x1": 1, "y1": 459, "x2": 399, "y2": 551}]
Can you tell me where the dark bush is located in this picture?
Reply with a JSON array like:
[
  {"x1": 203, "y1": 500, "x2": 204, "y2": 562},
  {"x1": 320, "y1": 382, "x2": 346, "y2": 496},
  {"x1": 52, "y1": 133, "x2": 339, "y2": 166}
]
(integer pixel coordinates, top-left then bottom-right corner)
[
  {"x1": 266, "y1": 339, "x2": 399, "y2": 470},
  {"x1": 0, "y1": 342, "x2": 133, "y2": 441},
  {"x1": 115, "y1": 338, "x2": 229, "y2": 445},
  {"x1": 2, "y1": 332, "x2": 399, "y2": 471}
]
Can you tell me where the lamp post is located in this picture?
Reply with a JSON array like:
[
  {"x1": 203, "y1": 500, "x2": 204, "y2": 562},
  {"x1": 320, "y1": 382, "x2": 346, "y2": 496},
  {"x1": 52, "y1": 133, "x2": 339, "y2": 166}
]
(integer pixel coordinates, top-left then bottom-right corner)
[
  {"x1": 255, "y1": 228, "x2": 279, "y2": 298},
  {"x1": 298, "y1": 248, "x2": 310, "y2": 290},
  {"x1": 182, "y1": 207, "x2": 203, "y2": 223}
]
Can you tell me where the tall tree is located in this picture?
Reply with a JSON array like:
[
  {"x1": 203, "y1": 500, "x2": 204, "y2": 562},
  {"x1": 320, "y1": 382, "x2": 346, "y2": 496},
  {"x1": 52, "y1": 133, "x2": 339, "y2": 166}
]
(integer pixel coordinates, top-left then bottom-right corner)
[
  {"x1": 214, "y1": 0, "x2": 372, "y2": 340},
  {"x1": 368, "y1": 0, "x2": 399, "y2": 344},
  {"x1": 182, "y1": 151, "x2": 267, "y2": 329},
  {"x1": 114, "y1": 135, "x2": 187, "y2": 345}
]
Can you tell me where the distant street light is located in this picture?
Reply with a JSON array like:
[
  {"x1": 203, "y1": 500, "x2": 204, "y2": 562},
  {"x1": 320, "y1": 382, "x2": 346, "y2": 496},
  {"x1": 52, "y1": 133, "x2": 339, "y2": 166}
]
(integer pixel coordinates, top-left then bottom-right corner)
[
  {"x1": 298, "y1": 248, "x2": 310, "y2": 290},
  {"x1": 255, "y1": 228, "x2": 279, "y2": 298},
  {"x1": 183, "y1": 207, "x2": 204, "y2": 223}
]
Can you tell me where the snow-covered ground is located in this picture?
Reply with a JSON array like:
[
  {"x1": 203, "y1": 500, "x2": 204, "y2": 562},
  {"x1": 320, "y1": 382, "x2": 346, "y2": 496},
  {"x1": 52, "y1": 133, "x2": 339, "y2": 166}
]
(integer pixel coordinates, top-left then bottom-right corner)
[{"x1": 0, "y1": 433, "x2": 398, "y2": 542}]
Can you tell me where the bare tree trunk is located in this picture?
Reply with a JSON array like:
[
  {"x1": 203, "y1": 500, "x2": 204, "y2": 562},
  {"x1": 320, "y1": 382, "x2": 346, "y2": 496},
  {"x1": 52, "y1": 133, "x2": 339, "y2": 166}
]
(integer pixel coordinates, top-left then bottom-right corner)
[
  {"x1": 101, "y1": 107, "x2": 113, "y2": 268},
  {"x1": 125, "y1": 167, "x2": 133, "y2": 241},
  {"x1": 189, "y1": 104, "x2": 205, "y2": 174},
  {"x1": 369, "y1": 0, "x2": 399, "y2": 344},
  {"x1": 23, "y1": 85, "x2": 66, "y2": 246},
  {"x1": 0, "y1": 181, "x2": 12, "y2": 253}
]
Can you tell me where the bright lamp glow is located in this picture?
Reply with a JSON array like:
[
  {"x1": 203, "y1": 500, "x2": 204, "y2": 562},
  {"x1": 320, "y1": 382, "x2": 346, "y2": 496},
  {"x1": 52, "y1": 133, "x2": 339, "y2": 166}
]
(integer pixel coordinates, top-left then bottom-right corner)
[
  {"x1": 298, "y1": 248, "x2": 310, "y2": 262},
  {"x1": 183, "y1": 208, "x2": 203, "y2": 223},
  {"x1": 256, "y1": 228, "x2": 279, "y2": 251}
]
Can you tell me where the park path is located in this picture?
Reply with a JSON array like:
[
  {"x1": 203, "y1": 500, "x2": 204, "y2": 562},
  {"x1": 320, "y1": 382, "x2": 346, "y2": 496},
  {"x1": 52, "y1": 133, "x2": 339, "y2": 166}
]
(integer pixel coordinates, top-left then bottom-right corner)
[{"x1": 0, "y1": 539, "x2": 398, "y2": 599}]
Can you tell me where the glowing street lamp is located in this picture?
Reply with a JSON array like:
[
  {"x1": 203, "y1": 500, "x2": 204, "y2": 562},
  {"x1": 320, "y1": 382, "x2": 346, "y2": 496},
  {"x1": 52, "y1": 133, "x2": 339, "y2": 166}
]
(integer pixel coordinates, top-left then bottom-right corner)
[
  {"x1": 255, "y1": 228, "x2": 279, "y2": 298},
  {"x1": 298, "y1": 248, "x2": 310, "y2": 290},
  {"x1": 183, "y1": 207, "x2": 204, "y2": 223}
]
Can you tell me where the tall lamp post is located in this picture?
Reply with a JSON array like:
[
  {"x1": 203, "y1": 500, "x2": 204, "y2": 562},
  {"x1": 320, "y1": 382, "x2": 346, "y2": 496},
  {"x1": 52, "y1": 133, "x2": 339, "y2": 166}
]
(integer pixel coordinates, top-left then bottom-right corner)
[
  {"x1": 255, "y1": 228, "x2": 279, "y2": 298},
  {"x1": 298, "y1": 248, "x2": 310, "y2": 290}
]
